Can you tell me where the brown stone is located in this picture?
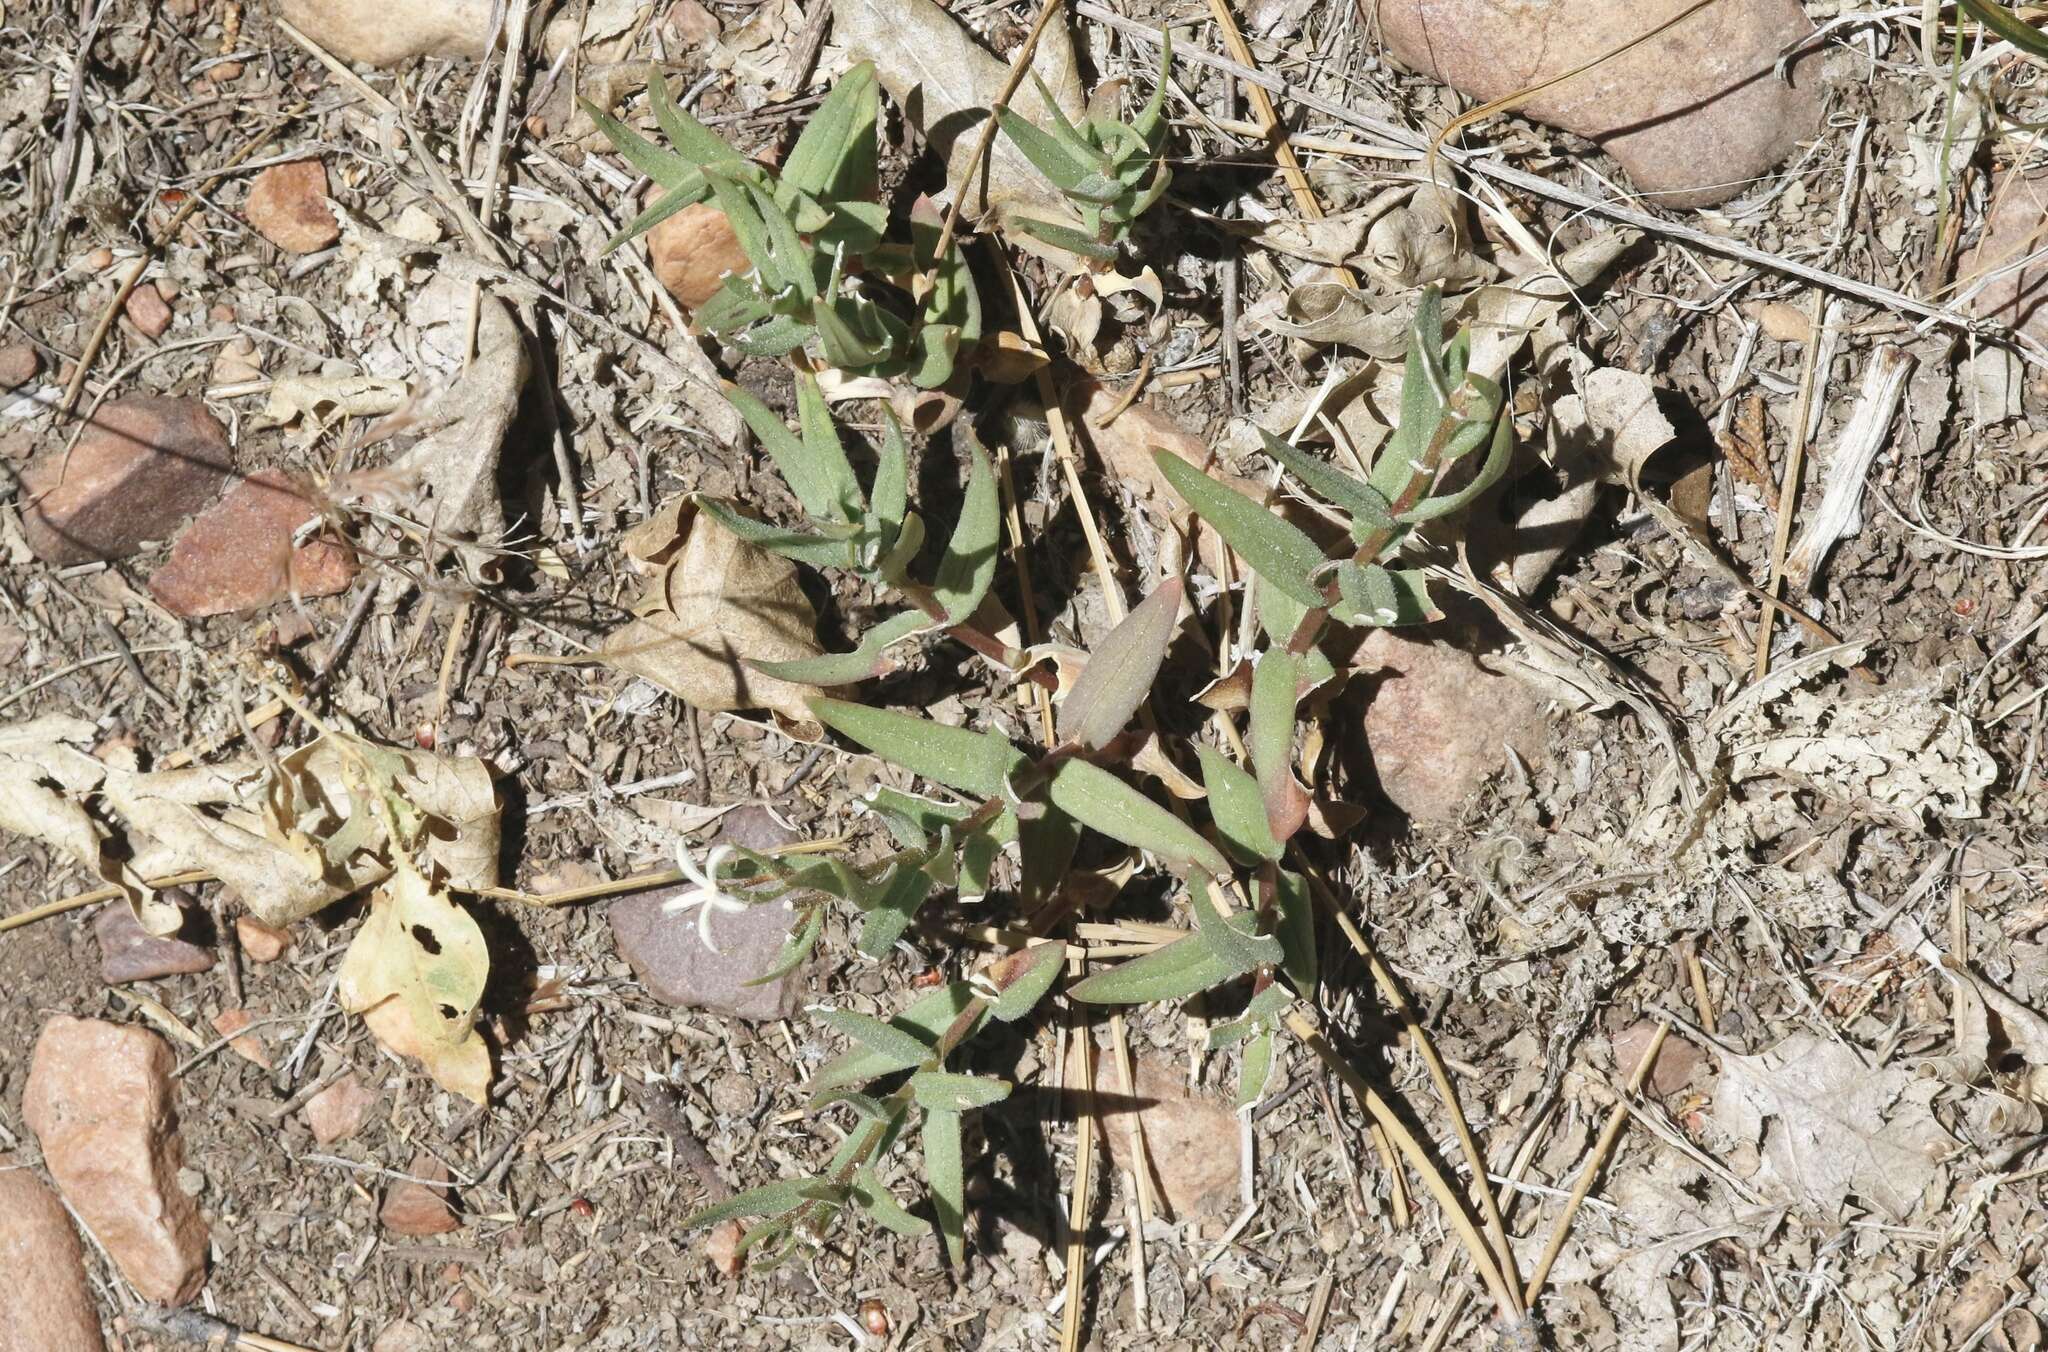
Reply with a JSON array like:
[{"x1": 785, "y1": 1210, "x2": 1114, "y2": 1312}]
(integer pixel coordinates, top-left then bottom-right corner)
[
  {"x1": 302, "y1": 1073, "x2": 380, "y2": 1146},
  {"x1": 278, "y1": 0, "x2": 493, "y2": 66},
  {"x1": 1960, "y1": 168, "x2": 2048, "y2": 349},
  {"x1": 235, "y1": 914, "x2": 292, "y2": 962},
  {"x1": 608, "y1": 886, "x2": 804, "y2": 1021},
  {"x1": 244, "y1": 160, "x2": 339, "y2": 254},
  {"x1": 1090, "y1": 1055, "x2": 1237, "y2": 1218},
  {"x1": 704, "y1": 1218, "x2": 744, "y2": 1277},
  {"x1": 209, "y1": 1009, "x2": 272, "y2": 1069},
  {"x1": 1359, "y1": 626, "x2": 1548, "y2": 826},
  {"x1": 148, "y1": 468, "x2": 355, "y2": 617},
  {"x1": 124, "y1": 283, "x2": 172, "y2": 339},
  {"x1": 380, "y1": 1153, "x2": 460, "y2": 1236},
  {"x1": 94, "y1": 901, "x2": 214, "y2": 984},
  {"x1": 19, "y1": 396, "x2": 233, "y2": 565},
  {"x1": 22, "y1": 1018, "x2": 210, "y2": 1305},
  {"x1": 1375, "y1": 0, "x2": 1822, "y2": 209},
  {"x1": 0, "y1": 1169, "x2": 107, "y2": 1352},
  {"x1": 1612, "y1": 1021, "x2": 1704, "y2": 1097},
  {"x1": 647, "y1": 202, "x2": 752, "y2": 312},
  {"x1": 0, "y1": 341, "x2": 39, "y2": 390}
]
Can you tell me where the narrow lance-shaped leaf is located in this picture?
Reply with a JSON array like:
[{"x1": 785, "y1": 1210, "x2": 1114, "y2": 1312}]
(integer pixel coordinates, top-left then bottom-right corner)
[
  {"x1": 1189, "y1": 875, "x2": 1283, "y2": 973},
  {"x1": 816, "y1": 1007, "x2": 933, "y2": 1068},
  {"x1": 683, "y1": 1176, "x2": 844, "y2": 1230},
  {"x1": 1066, "y1": 915, "x2": 1260, "y2": 1004},
  {"x1": 810, "y1": 698, "x2": 1028, "y2": 799},
  {"x1": 811, "y1": 981, "x2": 983, "y2": 1095},
  {"x1": 985, "y1": 941, "x2": 1064, "y2": 1021},
  {"x1": 1236, "y1": 1029, "x2": 1275, "y2": 1109},
  {"x1": 695, "y1": 496, "x2": 854, "y2": 571},
  {"x1": 1398, "y1": 391, "x2": 1512, "y2": 525},
  {"x1": 867, "y1": 406, "x2": 911, "y2": 556},
  {"x1": 1197, "y1": 745, "x2": 1282, "y2": 863},
  {"x1": 1259, "y1": 428, "x2": 1396, "y2": 540},
  {"x1": 1059, "y1": 576, "x2": 1183, "y2": 751},
  {"x1": 1046, "y1": 758, "x2": 1229, "y2": 878},
  {"x1": 1271, "y1": 867, "x2": 1318, "y2": 994},
  {"x1": 742, "y1": 904, "x2": 825, "y2": 986},
  {"x1": 1154, "y1": 450, "x2": 1327, "y2": 607},
  {"x1": 910, "y1": 1071, "x2": 1012, "y2": 1112},
  {"x1": 852, "y1": 1167, "x2": 928, "y2": 1238},
  {"x1": 923, "y1": 1108, "x2": 966, "y2": 1266},
  {"x1": 752, "y1": 609, "x2": 931, "y2": 686},
  {"x1": 854, "y1": 859, "x2": 937, "y2": 959},
  {"x1": 1251, "y1": 651, "x2": 1310, "y2": 844},
  {"x1": 932, "y1": 440, "x2": 1000, "y2": 623},
  {"x1": 781, "y1": 61, "x2": 879, "y2": 199},
  {"x1": 723, "y1": 377, "x2": 862, "y2": 525}
]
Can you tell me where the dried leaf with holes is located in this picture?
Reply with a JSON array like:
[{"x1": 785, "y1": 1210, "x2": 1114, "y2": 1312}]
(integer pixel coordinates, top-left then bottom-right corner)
[
  {"x1": 338, "y1": 862, "x2": 492, "y2": 1103},
  {"x1": 596, "y1": 506, "x2": 826, "y2": 736}
]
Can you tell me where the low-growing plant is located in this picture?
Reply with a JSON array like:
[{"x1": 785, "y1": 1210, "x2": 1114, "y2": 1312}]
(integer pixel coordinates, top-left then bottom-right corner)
[
  {"x1": 995, "y1": 30, "x2": 1174, "y2": 265},
  {"x1": 668, "y1": 285, "x2": 1510, "y2": 1268},
  {"x1": 589, "y1": 65, "x2": 979, "y2": 386}
]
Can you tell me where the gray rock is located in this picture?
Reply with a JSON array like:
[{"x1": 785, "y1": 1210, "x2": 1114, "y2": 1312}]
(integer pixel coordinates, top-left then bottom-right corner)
[{"x1": 94, "y1": 898, "x2": 214, "y2": 984}]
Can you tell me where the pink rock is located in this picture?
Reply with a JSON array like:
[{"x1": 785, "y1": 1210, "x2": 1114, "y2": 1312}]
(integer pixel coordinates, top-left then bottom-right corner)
[
  {"x1": 1612, "y1": 1020, "x2": 1703, "y2": 1096},
  {"x1": 209, "y1": 1009, "x2": 272, "y2": 1069},
  {"x1": 303, "y1": 1073, "x2": 380, "y2": 1146},
  {"x1": 19, "y1": 396, "x2": 234, "y2": 564},
  {"x1": 0, "y1": 1168, "x2": 107, "y2": 1352},
  {"x1": 235, "y1": 914, "x2": 292, "y2": 962},
  {"x1": 1960, "y1": 168, "x2": 2048, "y2": 348},
  {"x1": 124, "y1": 283, "x2": 172, "y2": 339},
  {"x1": 380, "y1": 1153, "x2": 460, "y2": 1236},
  {"x1": 244, "y1": 160, "x2": 339, "y2": 254},
  {"x1": 1360, "y1": 626, "x2": 1547, "y2": 825},
  {"x1": 94, "y1": 899, "x2": 214, "y2": 984},
  {"x1": 21, "y1": 1018, "x2": 210, "y2": 1305},
  {"x1": 1375, "y1": 0, "x2": 1822, "y2": 209},
  {"x1": 1090, "y1": 1056, "x2": 1238, "y2": 1218},
  {"x1": 647, "y1": 202, "x2": 751, "y2": 313},
  {"x1": 148, "y1": 468, "x2": 355, "y2": 617},
  {"x1": 0, "y1": 341, "x2": 39, "y2": 390}
]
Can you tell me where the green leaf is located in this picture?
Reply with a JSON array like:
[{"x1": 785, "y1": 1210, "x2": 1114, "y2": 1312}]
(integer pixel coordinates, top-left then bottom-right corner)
[
  {"x1": 1235, "y1": 1029, "x2": 1275, "y2": 1109},
  {"x1": 693, "y1": 496, "x2": 851, "y2": 570},
  {"x1": 1190, "y1": 875, "x2": 1283, "y2": 973},
  {"x1": 1251, "y1": 651, "x2": 1305, "y2": 842},
  {"x1": 1154, "y1": 450, "x2": 1326, "y2": 607},
  {"x1": 1047, "y1": 758, "x2": 1229, "y2": 878},
  {"x1": 932, "y1": 441, "x2": 999, "y2": 623},
  {"x1": 910, "y1": 1071, "x2": 1012, "y2": 1112},
  {"x1": 1008, "y1": 216, "x2": 1118, "y2": 261},
  {"x1": 684, "y1": 1176, "x2": 845, "y2": 1230},
  {"x1": 854, "y1": 859, "x2": 936, "y2": 958},
  {"x1": 1206, "y1": 983, "x2": 1291, "y2": 1048},
  {"x1": 1197, "y1": 745, "x2": 1281, "y2": 863},
  {"x1": 1959, "y1": 0, "x2": 2048, "y2": 59},
  {"x1": 996, "y1": 105, "x2": 1097, "y2": 193},
  {"x1": 816, "y1": 1007, "x2": 933, "y2": 1068},
  {"x1": 811, "y1": 699, "x2": 1027, "y2": 799},
  {"x1": 1017, "y1": 804, "x2": 1080, "y2": 909},
  {"x1": 1259, "y1": 428, "x2": 1396, "y2": 540},
  {"x1": 810, "y1": 982, "x2": 983, "y2": 1095},
  {"x1": 782, "y1": 62, "x2": 879, "y2": 199},
  {"x1": 923, "y1": 1108, "x2": 966, "y2": 1266},
  {"x1": 1330, "y1": 562, "x2": 1440, "y2": 628},
  {"x1": 862, "y1": 787, "x2": 1018, "y2": 850},
  {"x1": 1272, "y1": 867, "x2": 1317, "y2": 994},
  {"x1": 1066, "y1": 922, "x2": 1251, "y2": 1005},
  {"x1": 868, "y1": 407, "x2": 911, "y2": 558},
  {"x1": 1398, "y1": 395, "x2": 1512, "y2": 525},
  {"x1": 852, "y1": 1166, "x2": 929, "y2": 1238},
  {"x1": 1134, "y1": 28, "x2": 1173, "y2": 146},
  {"x1": 906, "y1": 321, "x2": 962, "y2": 390},
  {"x1": 1059, "y1": 577, "x2": 1182, "y2": 751},
  {"x1": 742, "y1": 904, "x2": 824, "y2": 986},
  {"x1": 986, "y1": 942, "x2": 1064, "y2": 1021},
  {"x1": 753, "y1": 609, "x2": 931, "y2": 686},
  {"x1": 647, "y1": 66, "x2": 748, "y2": 168},
  {"x1": 958, "y1": 830, "x2": 999, "y2": 901},
  {"x1": 705, "y1": 171, "x2": 786, "y2": 295}
]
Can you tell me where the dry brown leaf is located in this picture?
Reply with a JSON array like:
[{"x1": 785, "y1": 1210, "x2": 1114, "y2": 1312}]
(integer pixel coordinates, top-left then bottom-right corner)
[
  {"x1": 389, "y1": 294, "x2": 529, "y2": 559},
  {"x1": 260, "y1": 373, "x2": 409, "y2": 431},
  {"x1": 338, "y1": 862, "x2": 492, "y2": 1104},
  {"x1": 0, "y1": 718, "x2": 501, "y2": 926},
  {"x1": 1707, "y1": 1032, "x2": 1947, "y2": 1220},
  {"x1": 597, "y1": 506, "x2": 825, "y2": 735},
  {"x1": 1721, "y1": 392, "x2": 1772, "y2": 489}
]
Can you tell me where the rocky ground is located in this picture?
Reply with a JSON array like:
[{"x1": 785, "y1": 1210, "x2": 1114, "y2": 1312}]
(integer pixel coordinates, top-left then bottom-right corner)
[{"x1": 1, "y1": 1, "x2": 2047, "y2": 1350}]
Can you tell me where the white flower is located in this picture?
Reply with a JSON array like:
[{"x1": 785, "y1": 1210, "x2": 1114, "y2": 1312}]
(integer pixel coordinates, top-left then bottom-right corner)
[{"x1": 663, "y1": 843, "x2": 745, "y2": 953}]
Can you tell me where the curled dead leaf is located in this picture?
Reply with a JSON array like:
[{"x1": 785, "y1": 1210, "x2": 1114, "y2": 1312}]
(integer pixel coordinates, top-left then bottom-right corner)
[
  {"x1": 596, "y1": 504, "x2": 825, "y2": 736},
  {"x1": 338, "y1": 863, "x2": 492, "y2": 1103}
]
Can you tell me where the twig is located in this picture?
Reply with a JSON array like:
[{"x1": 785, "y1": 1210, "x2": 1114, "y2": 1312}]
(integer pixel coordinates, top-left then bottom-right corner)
[
  {"x1": 1523, "y1": 1022, "x2": 1668, "y2": 1307},
  {"x1": 128, "y1": 1306, "x2": 317, "y2": 1352},
  {"x1": 0, "y1": 870, "x2": 212, "y2": 936},
  {"x1": 1753, "y1": 291, "x2": 1831, "y2": 679},
  {"x1": 926, "y1": 0, "x2": 1067, "y2": 287}
]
